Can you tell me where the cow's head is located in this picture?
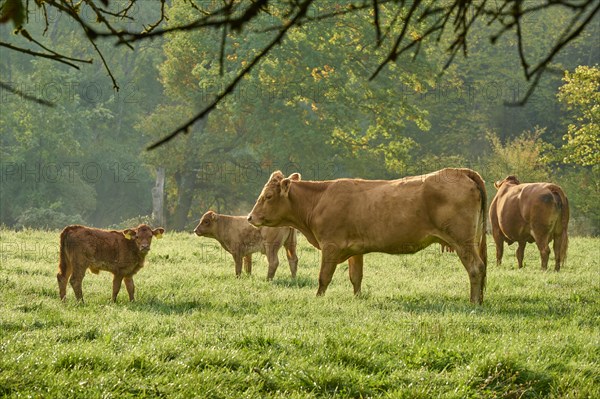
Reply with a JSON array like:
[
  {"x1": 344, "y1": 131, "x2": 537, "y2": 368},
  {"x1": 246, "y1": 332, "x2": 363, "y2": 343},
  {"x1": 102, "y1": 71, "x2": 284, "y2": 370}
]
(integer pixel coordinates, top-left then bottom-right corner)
[
  {"x1": 194, "y1": 211, "x2": 219, "y2": 237},
  {"x1": 494, "y1": 175, "x2": 520, "y2": 189},
  {"x1": 123, "y1": 224, "x2": 164, "y2": 253},
  {"x1": 247, "y1": 170, "x2": 301, "y2": 227}
]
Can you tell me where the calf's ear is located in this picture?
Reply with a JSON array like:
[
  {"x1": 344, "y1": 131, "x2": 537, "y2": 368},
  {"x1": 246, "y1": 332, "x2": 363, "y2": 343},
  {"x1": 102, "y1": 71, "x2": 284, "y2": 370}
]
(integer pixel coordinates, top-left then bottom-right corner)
[
  {"x1": 123, "y1": 229, "x2": 136, "y2": 240},
  {"x1": 153, "y1": 228, "x2": 165, "y2": 239},
  {"x1": 288, "y1": 172, "x2": 301, "y2": 181},
  {"x1": 494, "y1": 180, "x2": 502, "y2": 189},
  {"x1": 281, "y1": 178, "x2": 293, "y2": 197}
]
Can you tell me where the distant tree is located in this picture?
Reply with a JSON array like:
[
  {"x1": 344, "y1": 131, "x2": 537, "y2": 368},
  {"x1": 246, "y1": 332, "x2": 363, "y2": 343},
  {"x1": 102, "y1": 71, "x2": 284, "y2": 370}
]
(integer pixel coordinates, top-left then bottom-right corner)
[
  {"x1": 557, "y1": 65, "x2": 600, "y2": 167},
  {"x1": 486, "y1": 127, "x2": 552, "y2": 184}
]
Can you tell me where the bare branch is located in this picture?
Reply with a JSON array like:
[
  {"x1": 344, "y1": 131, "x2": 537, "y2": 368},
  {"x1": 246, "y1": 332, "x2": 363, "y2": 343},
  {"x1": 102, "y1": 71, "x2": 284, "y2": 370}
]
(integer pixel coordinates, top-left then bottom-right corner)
[
  {"x1": 0, "y1": 41, "x2": 90, "y2": 69},
  {"x1": 142, "y1": 0, "x2": 167, "y2": 34},
  {"x1": 373, "y1": 0, "x2": 381, "y2": 43}
]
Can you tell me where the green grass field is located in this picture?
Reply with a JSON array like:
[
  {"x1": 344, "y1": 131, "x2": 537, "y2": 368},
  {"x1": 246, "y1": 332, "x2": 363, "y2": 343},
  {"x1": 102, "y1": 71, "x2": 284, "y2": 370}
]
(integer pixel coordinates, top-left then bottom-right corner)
[{"x1": 1, "y1": 229, "x2": 598, "y2": 398}]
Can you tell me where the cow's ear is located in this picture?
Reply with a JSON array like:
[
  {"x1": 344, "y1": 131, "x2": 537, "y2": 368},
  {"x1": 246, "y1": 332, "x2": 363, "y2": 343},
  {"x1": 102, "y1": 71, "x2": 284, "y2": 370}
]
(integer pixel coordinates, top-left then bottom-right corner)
[
  {"x1": 494, "y1": 180, "x2": 502, "y2": 189},
  {"x1": 269, "y1": 170, "x2": 285, "y2": 183},
  {"x1": 123, "y1": 229, "x2": 136, "y2": 240},
  {"x1": 153, "y1": 228, "x2": 165, "y2": 239},
  {"x1": 281, "y1": 178, "x2": 293, "y2": 197},
  {"x1": 288, "y1": 172, "x2": 301, "y2": 181}
]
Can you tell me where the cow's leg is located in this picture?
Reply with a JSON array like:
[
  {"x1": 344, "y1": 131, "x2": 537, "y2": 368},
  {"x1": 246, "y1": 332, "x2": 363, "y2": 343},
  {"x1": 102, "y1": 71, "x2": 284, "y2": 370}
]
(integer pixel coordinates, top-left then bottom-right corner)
[
  {"x1": 317, "y1": 259, "x2": 338, "y2": 296},
  {"x1": 455, "y1": 245, "x2": 486, "y2": 305},
  {"x1": 552, "y1": 235, "x2": 563, "y2": 272},
  {"x1": 284, "y1": 234, "x2": 298, "y2": 278},
  {"x1": 69, "y1": 268, "x2": 86, "y2": 303},
  {"x1": 266, "y1": 247, "x2": 280, "y2": 281},
  {"x1": 243, "y1": 254, "x2": 252, "y2": 275},
  {"x1": 112, "y1": 274, "x2": 123, "y2": 302},
  {"x1": 124, "y1": 277, "x2": 135, "y2": 301},
  {"x1": 348, "y1": 254, "x2": 363, "y2": 295},
  {"x1": 233, "y1": 254, "x2": 243, "y2": 277},
  {"x1": 534, "y1": 237, "x2": 551, "y2": 271},
  {"x1": 516, "y1": 242, "x2": 526, "y2": 269},
  {"x1": 493, "y1": 234, "x2": 504, "y2": 266}
]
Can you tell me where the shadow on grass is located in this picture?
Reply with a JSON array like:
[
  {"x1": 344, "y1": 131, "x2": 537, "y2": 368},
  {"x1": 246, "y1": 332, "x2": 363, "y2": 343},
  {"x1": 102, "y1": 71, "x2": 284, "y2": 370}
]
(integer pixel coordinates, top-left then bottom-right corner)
[
  {"x1": 128, "y1": 298, "x2": 214, "y2": 315},
  {"x1": 370, "y1": 291, "x2": 580, "y2": 320},
  {"x1": 272, "y1": 275, "x2": 315, "y2": 289}
]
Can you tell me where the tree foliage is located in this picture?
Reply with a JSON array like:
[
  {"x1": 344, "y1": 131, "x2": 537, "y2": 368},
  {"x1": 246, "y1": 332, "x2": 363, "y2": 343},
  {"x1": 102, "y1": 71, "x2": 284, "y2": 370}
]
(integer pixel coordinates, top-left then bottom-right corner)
[
  {"x1": 557, "y1": 65, "x2": 600, "y2": 166},
  {"x1": 1, "y1": 0, "x2": 598, "y2": 148}
]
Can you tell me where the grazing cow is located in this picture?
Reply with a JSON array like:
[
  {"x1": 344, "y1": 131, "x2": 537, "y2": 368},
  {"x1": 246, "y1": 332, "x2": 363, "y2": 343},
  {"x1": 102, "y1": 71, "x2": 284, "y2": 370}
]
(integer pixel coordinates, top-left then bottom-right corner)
[
  {"x1": 194, "y1": 211, "x2": 298, "y2": 279},
  {"x1": 489, "y1": 175, "x2": 569, "y2": 271},
  {"x1": 248, "y1": 168, "x2": 488, "y2": 304},
  {"x1": 57, "y1": 224, "x2": 164, "y2": 302}
]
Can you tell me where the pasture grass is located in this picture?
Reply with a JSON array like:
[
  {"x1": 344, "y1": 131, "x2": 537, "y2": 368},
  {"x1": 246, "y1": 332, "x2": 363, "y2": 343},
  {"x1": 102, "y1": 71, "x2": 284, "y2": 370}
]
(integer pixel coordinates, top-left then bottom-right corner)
[{"x1": 0, "y1": 229, "x2": 598, "y2": 398}]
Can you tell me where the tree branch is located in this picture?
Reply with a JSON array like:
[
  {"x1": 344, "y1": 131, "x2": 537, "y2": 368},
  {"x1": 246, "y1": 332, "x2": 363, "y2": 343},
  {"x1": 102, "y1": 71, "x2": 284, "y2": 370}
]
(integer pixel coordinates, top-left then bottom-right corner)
[
  {"x1": 0, "y1": 41, "x2": 90, "y2": 69},
  {"x1": 0, "y1": 81, "x2": 55, "y2": 107}
]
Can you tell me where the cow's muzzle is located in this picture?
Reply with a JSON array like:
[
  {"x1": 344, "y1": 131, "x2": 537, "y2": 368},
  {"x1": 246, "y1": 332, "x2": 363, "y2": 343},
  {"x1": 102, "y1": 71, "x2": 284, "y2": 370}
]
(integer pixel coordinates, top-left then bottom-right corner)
[{"x1": 247, "y1": 214, "x2": 261, "y2": 226}]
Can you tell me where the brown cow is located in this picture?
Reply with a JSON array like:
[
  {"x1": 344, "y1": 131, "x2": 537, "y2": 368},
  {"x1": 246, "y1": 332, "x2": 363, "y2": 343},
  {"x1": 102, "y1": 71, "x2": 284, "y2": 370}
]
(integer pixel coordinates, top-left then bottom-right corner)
[
  {"x1": 247, "y1": 168, "x2": 488, "y2": 304},
  {"x1": 57, "y1": 224, "x2": 164, "y2": 302},
  {"x1": 489, "y1": 175, "x2": 569, "y2": 271},
  {"x1": 194, "y1": 211, "x2": 298, "y2": 279}
]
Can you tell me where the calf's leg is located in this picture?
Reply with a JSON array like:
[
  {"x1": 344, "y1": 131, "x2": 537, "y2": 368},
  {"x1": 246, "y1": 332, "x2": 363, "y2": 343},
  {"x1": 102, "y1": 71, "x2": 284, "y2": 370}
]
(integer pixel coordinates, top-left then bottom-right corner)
[
  {"x1": 124, "y1": 277, "x2": 135, "y2": 301},
  {"x1": 69, "y1": 269, "x2": 86, "y2": 303},
  {"x1": 233, "y1": 254, "x2": 243, "y2": 276},
  {"x1": 112, "y1": 274, "x2": 123, "y2": 302},
  {"x1": 243, "y1": 254, "x2": 252, "y2": 275},
  {"x1": 284, "y1": 234, "x2": 298, "y2": 278},
  {"x1": 266, "y1": 246, "x2": 280, "y2": 281},
  {"x1": 57, "y1": 259, "x2": 72, "y2": 301}
]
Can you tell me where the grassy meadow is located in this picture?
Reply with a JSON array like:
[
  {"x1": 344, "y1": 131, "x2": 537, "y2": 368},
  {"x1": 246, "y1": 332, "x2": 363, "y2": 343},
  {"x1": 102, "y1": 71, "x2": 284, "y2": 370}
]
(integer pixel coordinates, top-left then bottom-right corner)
[{"x1": 0, "y1": 229, "x2": 598, "y2": 398}]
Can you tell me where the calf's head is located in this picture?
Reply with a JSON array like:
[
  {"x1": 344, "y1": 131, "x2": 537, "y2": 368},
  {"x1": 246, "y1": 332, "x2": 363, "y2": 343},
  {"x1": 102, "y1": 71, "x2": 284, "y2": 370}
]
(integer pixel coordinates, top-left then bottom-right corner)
[
  {"x1": 194, "y1": 211, "x2": 219, "y2": 237},
  {"x1": 247, "y1": 171, "x2": 301, "y2": 227},
  {"x1": 123, "y1": 224, "x2": 164, "y2": 253},
  {"x1": 494, "y1": 175, "x2": 520, "y2": 189}
]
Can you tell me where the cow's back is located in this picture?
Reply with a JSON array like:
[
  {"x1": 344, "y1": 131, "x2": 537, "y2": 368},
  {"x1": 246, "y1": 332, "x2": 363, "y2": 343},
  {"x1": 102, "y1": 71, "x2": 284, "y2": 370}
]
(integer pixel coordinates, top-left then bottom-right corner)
[
  {"x1": 217, "y1": 216, "x2": 264, "y2": 255},
  {"x1": 260, "y1": 226, "x2": 293, "y2": 247},
  {"x1": 61, "y1": 225, "x2": 139, "y2": 274},
  {"x1": 495, "y1": 183, "x2": 562, "y2": 241},
  {"x1": 308, "y1": 168, "x2": 484, "y2": 253}
]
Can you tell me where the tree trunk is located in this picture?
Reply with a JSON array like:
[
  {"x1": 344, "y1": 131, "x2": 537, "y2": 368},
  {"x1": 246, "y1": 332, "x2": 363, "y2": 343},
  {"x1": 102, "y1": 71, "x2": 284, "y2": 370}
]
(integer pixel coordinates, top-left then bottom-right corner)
[
  {"x1": 171, "y1": 172, "x2": 196, "y2": 231},
  {"x1": 152, "y1": 167, "x2": 165, "y2": 227}
]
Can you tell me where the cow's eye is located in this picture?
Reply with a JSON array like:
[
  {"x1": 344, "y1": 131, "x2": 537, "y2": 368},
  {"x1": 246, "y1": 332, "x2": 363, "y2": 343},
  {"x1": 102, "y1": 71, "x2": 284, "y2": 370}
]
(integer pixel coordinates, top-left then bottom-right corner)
[
  {"x1": 203, "y1": 220, "x2": 209, "y2": 224},
  {"x1": 265, "y1": 193, "x2": 273, "y2": 200}
]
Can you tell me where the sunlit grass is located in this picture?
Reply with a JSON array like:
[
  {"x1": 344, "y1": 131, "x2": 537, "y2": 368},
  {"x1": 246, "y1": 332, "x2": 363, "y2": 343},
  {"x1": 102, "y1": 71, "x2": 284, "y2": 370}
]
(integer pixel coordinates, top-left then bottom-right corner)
[{"x1": 1, "y1": 229, "x2": 598, "y2": 398}]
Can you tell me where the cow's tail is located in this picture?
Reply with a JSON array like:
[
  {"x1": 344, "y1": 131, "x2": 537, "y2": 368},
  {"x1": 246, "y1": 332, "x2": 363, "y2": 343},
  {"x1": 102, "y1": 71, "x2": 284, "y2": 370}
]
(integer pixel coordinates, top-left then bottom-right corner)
[
  {"x1": 58, "y1": 228, "x2": 69, "y2": 277},
  {"x1": 463, "y1": 169, "x2": 488, "y2": 289},
  {"x1": 550, "y1": 185, "x2": 569, "y2": 269},
  {"x1": 57, "y1": 227, "x2": 73, "y2": 299}
]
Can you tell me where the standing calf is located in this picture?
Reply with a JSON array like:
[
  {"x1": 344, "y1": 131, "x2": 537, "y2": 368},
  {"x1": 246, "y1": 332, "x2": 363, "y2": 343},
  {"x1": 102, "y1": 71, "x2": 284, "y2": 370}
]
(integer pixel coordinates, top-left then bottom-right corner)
[
  {"x1": 490, "y1": 176, "x2": 569, "y2": 270},
  {"x1": 57, "y1": 224, "x2": 164, "y2": 302},
  {"x1": 194, "y1": 211, "x2": 298, "y2": 279}
]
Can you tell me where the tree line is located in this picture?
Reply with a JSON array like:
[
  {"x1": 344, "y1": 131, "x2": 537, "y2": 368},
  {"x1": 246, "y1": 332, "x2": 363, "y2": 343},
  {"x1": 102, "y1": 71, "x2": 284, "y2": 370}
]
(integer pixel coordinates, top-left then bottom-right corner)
[{"x1": 1, "y1": 1, "x2": 598, "y2": 234}]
